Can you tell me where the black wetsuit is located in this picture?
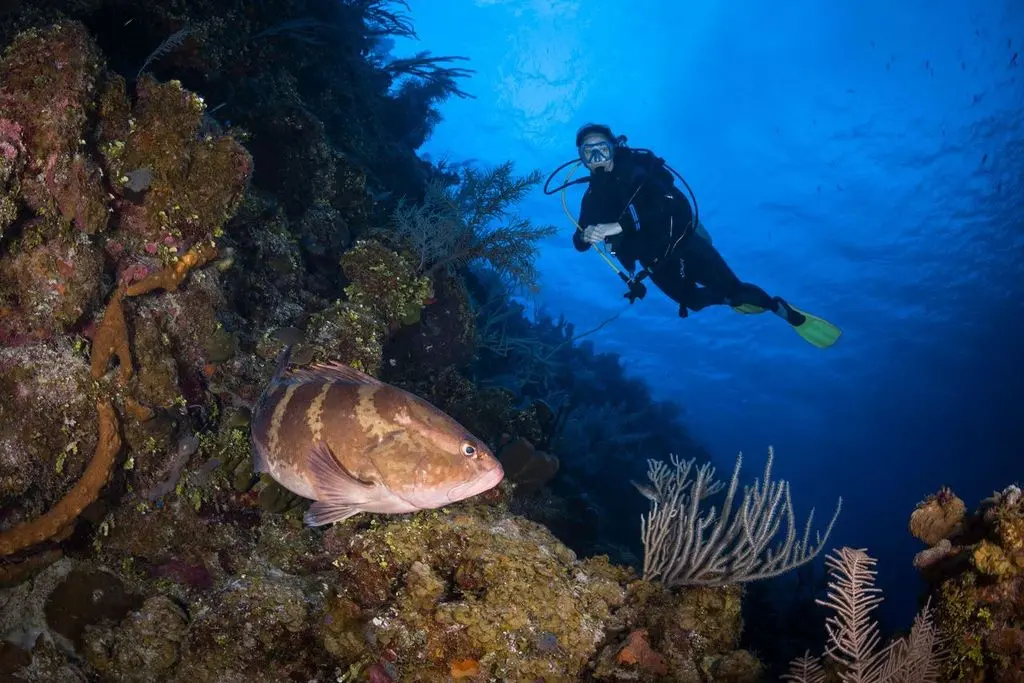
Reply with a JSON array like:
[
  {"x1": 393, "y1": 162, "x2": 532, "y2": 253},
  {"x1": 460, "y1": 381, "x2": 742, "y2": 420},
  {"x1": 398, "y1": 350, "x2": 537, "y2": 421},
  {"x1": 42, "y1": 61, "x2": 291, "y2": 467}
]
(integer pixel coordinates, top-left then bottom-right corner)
[{"x1": 573, "y1": 146, "x2": 789, "y2": 319}]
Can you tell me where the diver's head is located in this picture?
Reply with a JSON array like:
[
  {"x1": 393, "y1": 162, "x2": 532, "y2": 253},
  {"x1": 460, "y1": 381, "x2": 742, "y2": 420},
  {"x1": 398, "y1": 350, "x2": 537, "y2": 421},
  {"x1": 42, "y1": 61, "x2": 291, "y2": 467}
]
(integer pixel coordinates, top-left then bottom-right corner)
[{"x1": 576, "y1": 123, "x2": 616, "y2": 172}]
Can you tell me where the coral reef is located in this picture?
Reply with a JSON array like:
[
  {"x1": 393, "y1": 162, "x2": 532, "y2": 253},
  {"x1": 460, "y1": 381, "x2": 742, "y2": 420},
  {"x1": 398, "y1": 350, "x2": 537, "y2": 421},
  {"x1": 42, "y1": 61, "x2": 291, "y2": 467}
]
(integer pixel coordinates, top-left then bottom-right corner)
[
  {"x1": 320, "y1": 506, "x2": 624, "y2": 680},
  {"x1": 0, "y1": 18, "x2": 248, "y2": 571},
  {"x1": 0, "y1": 22, "x2": 107, "y2": 235},
  {"x1": 910, "y1": 486, "x2": 967, "y2": 547},
  {"x1": 0, "y1": 340, "x2": 98, "y2": 520},
  {"x1": 0, "y1": 398, "x2": 120, "y2": 556},
  {"x1": 592, "y1": 579, "x2": 763, "y2": 682},
  {"x1": 2, "y1": 486, "x2": 764, "y2": 682},
  {"x1": 495, "y1": 436, "x2": 561, "y2": 494},
  {"x1": 381, "y1": 272, "x2": 477, "y2": 381},
  {"x1": 99, "y1": 75, "x2": 250, "y2": 248},
  {"x1": 0, "y1": 7, "x2": 963, "y2": 683},
  {"x1": 299, "y1": 237, "x2": 434, "y2": 374},
  {"x1": 341, "y1": 238, "x2": 432, "y2": 328},
  {"x1": 909, "y1": 484, "x2": 1024, "y2": 681}
]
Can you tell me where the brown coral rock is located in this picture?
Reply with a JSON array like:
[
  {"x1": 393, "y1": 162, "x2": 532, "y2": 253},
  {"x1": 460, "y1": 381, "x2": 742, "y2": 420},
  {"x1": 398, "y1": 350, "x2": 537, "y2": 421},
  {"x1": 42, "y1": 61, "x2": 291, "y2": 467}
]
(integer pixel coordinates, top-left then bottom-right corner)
[
  {"x1": 130, "y1": 316, "x2": 182, "y2": 409},
  {"x1": 0, "y1": 398, "x2": 121, "y2": 557},
  {"x1": 83, "y1": 594, "x2": 189, "y2": 681},
  {"x1": 0, "y1": 224, "x2": 106, "y2": 335},
  {"x1": 913, "y1": 538, "x2": 954, "y2": 570},
  {"x1": 616, "y1": 628, "x2": 669, "y2": 675},
  {"x1": 102, "y1": 74, "x2": 252, "y2": 247},
  {"x1": 910, "y1": 487, "x2": 966, "y2": 546},
  {"x1": 497, "y1": 437, "x2": 560, "y2": 494},
  {"x1": 0, "y1": 341, "x2": 99, "y2": 517},
  {"x1": 709, "y1": 649, "x2": 764, "y2": 683},
  {"x1": 169, "y1": 570, "x2": 319, "y2": 682},
  {"x1": 0, "y1": 21, "x2": 110, "y2": 233}
]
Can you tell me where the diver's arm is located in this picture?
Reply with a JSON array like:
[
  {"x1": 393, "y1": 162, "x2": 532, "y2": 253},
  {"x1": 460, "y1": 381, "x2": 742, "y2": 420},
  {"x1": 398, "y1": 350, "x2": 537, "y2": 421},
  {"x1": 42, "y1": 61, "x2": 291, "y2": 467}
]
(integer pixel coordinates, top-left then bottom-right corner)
[
  {"x1": 573, "y1": 189, "x2": 603, "y2": 252},
  {"x1": 574, "y1": 182, "x2": 625, "y2": 251},
  {"x1": 573, "y1": 191, "x2": 591, "y2": 251}
]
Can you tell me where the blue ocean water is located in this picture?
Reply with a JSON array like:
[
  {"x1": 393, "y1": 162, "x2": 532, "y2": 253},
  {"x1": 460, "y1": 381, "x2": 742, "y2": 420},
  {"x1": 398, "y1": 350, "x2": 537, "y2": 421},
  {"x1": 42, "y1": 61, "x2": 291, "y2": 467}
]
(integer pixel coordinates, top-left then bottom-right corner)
[{"x1": 400, "y1": 0, "x2": 1023, "y2": 625}]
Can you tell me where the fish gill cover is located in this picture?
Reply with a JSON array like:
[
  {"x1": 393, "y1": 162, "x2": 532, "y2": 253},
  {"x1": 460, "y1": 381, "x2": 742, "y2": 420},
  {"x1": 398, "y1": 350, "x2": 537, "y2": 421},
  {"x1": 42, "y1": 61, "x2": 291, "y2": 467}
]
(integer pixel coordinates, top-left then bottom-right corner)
[{"x1": 0, "y1": 1, "x2": 1020, "y2": 682}]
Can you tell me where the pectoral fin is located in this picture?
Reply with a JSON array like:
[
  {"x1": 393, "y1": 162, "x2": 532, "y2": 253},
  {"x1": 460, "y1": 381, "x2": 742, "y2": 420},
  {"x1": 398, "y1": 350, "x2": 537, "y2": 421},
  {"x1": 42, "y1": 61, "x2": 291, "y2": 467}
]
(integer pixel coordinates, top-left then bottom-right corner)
[
  {"x1": 304, "y1": 440, "x2": 379, "y2": 526},
  {"x1": 304, "y1": 500, "x2": 363, "y2": 526}
]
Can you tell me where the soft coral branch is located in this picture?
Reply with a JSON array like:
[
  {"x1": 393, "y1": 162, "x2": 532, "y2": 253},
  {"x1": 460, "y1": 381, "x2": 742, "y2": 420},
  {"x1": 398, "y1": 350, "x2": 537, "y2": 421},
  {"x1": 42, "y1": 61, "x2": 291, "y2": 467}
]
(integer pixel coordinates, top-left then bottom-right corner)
[
  {"x1": 383, "y1": 52, "x2": 476, "y2": 99},
  {"x1": 787, "y1": 547, "x2": 948, "y2": 683}
]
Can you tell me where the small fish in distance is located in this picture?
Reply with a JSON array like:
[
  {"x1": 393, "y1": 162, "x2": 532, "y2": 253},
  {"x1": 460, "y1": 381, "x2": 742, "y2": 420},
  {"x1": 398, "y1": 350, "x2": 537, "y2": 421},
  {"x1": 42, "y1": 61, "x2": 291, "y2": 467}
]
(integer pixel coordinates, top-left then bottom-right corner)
[
  {"x1": 250, "y1": 345, "x2": 504, "y2": 526},
  {"x1": 631, "y1": 480, "x2": 660, "y2": 504}
]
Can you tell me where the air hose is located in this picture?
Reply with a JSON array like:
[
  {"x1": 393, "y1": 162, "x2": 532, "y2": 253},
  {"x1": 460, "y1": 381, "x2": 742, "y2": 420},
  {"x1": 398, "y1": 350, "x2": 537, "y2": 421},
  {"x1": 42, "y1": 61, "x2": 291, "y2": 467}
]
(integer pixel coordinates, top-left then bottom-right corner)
[
  {"x1": 552, "y1": 160, "x2": 628, "y2": 281},
  {"x1": 543, "y1": 153, "x2": 702, "y2": 302}
]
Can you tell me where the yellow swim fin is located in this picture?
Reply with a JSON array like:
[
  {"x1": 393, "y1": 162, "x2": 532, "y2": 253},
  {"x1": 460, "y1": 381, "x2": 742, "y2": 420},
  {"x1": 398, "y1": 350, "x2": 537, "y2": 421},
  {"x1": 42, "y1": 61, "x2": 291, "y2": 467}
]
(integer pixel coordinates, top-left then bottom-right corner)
[
  {"x1": 731, "y1": 303, "x2": 767, "y2": 314},
  {"x1": 789, "y1": 306, "x2": 842, "y2": 349}
]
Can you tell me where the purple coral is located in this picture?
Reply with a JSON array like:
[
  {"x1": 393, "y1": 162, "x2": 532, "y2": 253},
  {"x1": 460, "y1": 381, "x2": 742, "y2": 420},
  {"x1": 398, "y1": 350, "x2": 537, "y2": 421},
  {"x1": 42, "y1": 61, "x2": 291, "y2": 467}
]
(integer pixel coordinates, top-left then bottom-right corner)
[
  {"x1": 0, "y1": 22, "x2": 110, "y2": 234},
  {"x1": 0, "y1": 118, "x2": 25, "y2": 162}
]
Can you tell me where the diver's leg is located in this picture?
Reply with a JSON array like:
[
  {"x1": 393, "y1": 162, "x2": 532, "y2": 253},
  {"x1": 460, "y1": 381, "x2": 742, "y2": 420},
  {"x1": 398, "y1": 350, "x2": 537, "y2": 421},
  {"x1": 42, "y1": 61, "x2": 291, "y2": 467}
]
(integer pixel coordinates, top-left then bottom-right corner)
[
  {"x1": 649, "y1": 260, "x2": 715, "y2": 317},
  {"x1": 768, "y1": 296, "x2": 808, "y2": 326},
  {"x1": 677, "y1": 233, "x2": 841, "y2": 347},
  {"x1": 679, "y1": 236, "x2": 803, "y2": 319},
  {"x1": 679, "y1": 280, "x2": 727, "y2": 312},
  {"x1": 678, "y1": 282, "x2": 727, "y2": 316}
]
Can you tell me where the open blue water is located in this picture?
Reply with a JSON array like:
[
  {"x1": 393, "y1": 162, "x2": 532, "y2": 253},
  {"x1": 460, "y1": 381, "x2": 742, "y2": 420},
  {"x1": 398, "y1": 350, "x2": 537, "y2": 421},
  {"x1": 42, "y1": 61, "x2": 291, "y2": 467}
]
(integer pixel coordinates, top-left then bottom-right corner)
[{"x1": 399, "y1": 0, "x2": 1023, "y2": 625}]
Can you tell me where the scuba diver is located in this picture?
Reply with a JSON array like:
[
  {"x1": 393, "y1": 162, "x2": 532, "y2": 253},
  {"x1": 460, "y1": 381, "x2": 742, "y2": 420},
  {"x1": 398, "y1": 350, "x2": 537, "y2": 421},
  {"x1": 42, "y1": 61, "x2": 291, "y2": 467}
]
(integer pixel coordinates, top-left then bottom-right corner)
[{"x1": 543, "y1": 123, "x2": 841, "y2": 349}]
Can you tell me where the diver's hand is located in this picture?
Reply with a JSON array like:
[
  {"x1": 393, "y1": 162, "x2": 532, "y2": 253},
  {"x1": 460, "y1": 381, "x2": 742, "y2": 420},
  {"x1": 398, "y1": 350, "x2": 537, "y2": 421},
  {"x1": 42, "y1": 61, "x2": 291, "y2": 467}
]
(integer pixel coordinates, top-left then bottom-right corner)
[
  {"x1": 624, "y1": 280, "x2": 647, "y2": 304},
  {"x1": 583, "y1": 222, "x2": 623, "y2": 245}
]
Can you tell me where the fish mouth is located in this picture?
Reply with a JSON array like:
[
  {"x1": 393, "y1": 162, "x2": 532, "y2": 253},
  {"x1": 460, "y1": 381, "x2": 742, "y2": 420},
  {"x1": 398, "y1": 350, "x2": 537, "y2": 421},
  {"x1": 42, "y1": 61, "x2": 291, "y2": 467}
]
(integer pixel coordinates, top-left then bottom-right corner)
[{"x1": 447, "y1": 464, "x2": 504, "y2": 502}]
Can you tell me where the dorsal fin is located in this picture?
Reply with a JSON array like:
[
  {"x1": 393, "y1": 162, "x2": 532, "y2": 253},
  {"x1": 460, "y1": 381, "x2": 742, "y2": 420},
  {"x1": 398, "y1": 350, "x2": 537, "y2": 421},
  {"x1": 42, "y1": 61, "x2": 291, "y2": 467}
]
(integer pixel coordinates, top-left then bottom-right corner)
[
  {"x1": 253, "y1": 343, "x2": 295, "y2": 407},
  {"x1": 285, "y1": 360, "x2": 384, "y2": 386}
]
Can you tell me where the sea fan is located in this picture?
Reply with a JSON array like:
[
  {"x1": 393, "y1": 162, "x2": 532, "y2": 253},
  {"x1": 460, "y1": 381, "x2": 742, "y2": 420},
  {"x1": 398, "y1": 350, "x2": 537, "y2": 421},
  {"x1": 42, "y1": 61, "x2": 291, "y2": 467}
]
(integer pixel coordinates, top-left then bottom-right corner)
[
  {"x1": 785, "y1": 547, "x2": 947, "y2": 683},
  {"x1": 136, "y1": 27, "x2": 192, "y2": 80},
  {"x1": 781, "y1": 651, "x2": 826, "y2": 683}
]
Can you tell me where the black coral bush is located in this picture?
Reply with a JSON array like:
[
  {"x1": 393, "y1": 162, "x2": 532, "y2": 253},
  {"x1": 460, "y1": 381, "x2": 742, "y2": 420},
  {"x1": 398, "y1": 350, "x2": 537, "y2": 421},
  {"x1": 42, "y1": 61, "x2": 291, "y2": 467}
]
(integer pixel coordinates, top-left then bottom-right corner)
[{"x1": 385, "y1": 160, "x2": 557, "y2": 292}]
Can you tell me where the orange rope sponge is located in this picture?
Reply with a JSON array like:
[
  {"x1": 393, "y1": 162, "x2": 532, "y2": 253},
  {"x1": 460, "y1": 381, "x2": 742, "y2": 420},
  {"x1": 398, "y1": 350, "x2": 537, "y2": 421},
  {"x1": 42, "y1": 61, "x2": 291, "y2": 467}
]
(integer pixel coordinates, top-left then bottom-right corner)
[{"x1": 125, "y1": 241, "x2": 218, "y2": 297}]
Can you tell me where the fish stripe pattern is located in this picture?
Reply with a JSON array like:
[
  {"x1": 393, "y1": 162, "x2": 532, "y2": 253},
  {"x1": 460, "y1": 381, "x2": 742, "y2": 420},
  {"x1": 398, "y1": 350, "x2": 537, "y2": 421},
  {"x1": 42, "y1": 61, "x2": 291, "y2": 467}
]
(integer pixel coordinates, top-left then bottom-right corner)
[
  {"x1": 249, "y1": 346, "x2": 505, "y2": 526},
  {"x1": 354, "y1": 384, "x2": 397, "y2": 441},
  {"x1": 275, "y1": 382, "x2": 327, "y2": 465},
  {"x1": 268, "y1": 383, "x2": 298, "y2": 465},
  {"x1": 306, "y1": 380, "x2": 334, "y2": 443}
]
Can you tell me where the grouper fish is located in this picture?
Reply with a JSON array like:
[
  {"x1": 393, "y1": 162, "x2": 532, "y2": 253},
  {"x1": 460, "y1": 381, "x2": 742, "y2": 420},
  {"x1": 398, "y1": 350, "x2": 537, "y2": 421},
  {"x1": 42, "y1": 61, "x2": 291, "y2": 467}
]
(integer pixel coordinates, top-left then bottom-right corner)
[{"x1": 250, "y1": 346, "x2": 504, "y2": 526}]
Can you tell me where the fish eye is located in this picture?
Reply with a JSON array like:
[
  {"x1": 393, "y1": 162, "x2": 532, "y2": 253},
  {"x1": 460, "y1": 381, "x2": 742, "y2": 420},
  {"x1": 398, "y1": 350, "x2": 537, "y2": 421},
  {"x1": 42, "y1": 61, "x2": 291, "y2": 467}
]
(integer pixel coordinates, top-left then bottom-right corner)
[{"x1": 461, "y1": 442, "x2": 477, "y2": 458}]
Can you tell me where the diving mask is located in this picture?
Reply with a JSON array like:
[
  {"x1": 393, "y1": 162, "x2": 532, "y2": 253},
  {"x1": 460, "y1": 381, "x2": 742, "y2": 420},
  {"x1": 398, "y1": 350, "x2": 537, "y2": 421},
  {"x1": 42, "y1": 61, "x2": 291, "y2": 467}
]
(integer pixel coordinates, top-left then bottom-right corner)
[{"x1": 578, "y1": 134, "x2": 614, "y2": 171}]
